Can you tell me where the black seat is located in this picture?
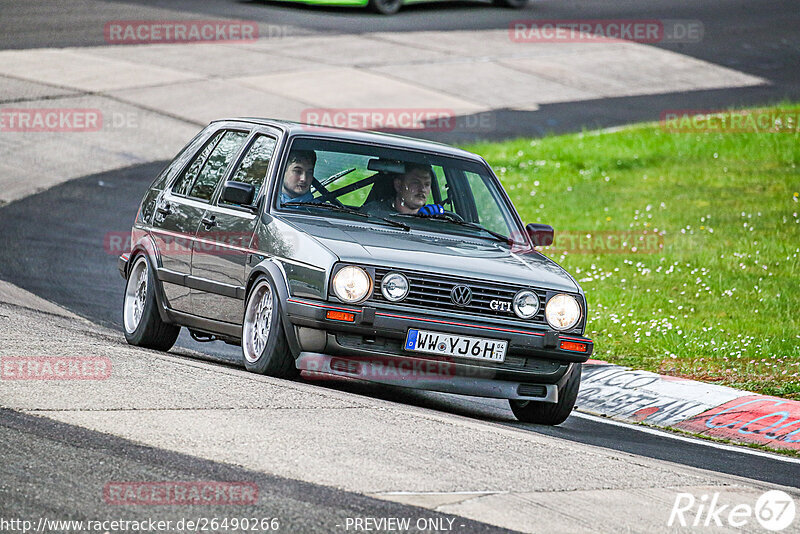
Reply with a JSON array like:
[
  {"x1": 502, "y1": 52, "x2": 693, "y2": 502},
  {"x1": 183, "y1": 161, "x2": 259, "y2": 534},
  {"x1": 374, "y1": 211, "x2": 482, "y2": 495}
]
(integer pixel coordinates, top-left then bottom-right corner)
[{"x1": 362, "y1": 173, "x2": 398, "y2": 206}]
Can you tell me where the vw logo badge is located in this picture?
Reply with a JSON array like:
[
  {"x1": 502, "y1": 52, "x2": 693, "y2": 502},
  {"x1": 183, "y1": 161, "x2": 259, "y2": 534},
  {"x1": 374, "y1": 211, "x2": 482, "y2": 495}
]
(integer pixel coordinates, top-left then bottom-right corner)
[{"x1": 450, "y1": 285, "x2": 473, "y2": 306}]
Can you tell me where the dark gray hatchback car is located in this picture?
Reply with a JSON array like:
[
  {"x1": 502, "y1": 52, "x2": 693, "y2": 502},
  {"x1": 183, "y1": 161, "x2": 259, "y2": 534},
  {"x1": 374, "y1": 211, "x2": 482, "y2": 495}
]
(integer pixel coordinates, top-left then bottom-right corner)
[{"x1": 120, "y1": 118, "x2": 593, "y2": 425}]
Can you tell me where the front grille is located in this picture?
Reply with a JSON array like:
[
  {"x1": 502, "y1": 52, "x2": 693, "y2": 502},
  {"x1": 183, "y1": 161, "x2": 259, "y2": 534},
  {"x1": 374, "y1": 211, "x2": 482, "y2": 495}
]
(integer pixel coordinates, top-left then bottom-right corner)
[{"x1": 373, "y1": 268, "x2": 549, "y2": 325}]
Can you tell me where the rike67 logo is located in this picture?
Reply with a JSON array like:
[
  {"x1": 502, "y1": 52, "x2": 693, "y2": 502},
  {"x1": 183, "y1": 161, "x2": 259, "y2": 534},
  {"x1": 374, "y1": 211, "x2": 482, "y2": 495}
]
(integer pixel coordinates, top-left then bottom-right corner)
[{"x1": 669, "y1": 490, "x2": 796, "y2": 531}]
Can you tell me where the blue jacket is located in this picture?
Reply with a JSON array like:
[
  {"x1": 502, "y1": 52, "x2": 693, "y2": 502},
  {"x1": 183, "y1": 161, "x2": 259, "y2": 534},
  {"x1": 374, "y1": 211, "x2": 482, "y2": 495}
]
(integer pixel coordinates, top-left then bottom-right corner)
[{"x1": 280, "y1": 190, "x2": 314, "y2": 205}]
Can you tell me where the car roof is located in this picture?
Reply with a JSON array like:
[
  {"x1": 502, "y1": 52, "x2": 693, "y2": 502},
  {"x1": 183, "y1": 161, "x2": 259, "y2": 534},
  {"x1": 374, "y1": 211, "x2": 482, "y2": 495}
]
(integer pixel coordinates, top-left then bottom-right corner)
[{"x1": 212, "y1": 117, "x2": 484, "y2": 162}]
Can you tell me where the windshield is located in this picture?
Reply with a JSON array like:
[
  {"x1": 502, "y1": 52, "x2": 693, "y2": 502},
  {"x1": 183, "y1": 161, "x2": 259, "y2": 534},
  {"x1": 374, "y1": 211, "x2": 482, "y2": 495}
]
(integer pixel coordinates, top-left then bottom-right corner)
[{"x1": 275, "y1": 137, "x2": 525, "y2": 245}]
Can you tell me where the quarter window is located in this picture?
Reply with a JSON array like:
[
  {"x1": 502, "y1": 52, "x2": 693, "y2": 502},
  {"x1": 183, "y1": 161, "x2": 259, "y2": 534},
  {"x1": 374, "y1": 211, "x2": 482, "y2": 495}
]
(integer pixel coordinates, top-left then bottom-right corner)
[
  {"x1": 188, "y1": 131, "x2": 249, "y2": 202},
  {"x1": 172, "y1": 131, "x2": 224, "y2": 197}
]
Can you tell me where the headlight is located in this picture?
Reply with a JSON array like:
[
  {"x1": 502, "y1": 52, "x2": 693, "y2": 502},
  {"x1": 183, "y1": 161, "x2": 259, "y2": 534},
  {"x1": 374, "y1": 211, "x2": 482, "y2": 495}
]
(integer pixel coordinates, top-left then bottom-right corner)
[
  {"x1": 545, "y1": 294, "x2": 581, "y2": 331},
  {"x1": 332, "y1": 266, "x2": 372, "y2": 303},
  {"x1": 513, "y1": 290, "x2": 539, "y2": 319},
  {"x1": 381, "y1": 272, "x2": 409, "y2": 302}
]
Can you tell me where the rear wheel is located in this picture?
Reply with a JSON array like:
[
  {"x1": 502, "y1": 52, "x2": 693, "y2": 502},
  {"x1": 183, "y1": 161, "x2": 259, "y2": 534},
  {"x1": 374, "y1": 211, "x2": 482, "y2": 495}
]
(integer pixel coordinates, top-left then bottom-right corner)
[
  {"x1": 509, "y1": 363, "x2": 581, "y2": 425},
  {"x1": 123, "y1": 255, "x2": 180, "y2": 351},
  {"x1": 242, "y1": 278, "x2": 297, "y2": 377},
  {"x1": 369, "y1": 0, "x2": 402, "y2": 15}
]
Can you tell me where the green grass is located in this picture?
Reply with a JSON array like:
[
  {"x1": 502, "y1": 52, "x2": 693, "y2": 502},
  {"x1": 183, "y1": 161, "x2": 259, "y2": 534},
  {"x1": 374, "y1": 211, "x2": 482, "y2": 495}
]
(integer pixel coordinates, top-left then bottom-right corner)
[{"x1": 463, "y1": 104, "x2": 800, "y2": 399}]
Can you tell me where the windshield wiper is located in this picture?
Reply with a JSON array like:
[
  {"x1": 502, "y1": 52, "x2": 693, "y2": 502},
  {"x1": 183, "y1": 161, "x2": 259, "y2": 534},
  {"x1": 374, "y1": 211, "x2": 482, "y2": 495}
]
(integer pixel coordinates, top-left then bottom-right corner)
[
  {"x1": 284, "y1": 201, "x2": 410, "y2": 231},
  {"x1": 397, "y1": 212, "x2": 512, "y2": 244}
]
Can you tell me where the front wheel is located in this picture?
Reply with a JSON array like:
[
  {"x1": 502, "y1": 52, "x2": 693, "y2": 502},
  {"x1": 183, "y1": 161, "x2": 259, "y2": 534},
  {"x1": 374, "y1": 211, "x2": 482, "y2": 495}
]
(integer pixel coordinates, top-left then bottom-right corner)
[
  {"x1": 241, "y1": 277, "x2": 297, "y2": 378},
  {"x1": 509, "y1": 363, "x2": 581, "y2": 425},
  {"x1": 123, "y1": 255, "x2": 180, "y2": 351}
]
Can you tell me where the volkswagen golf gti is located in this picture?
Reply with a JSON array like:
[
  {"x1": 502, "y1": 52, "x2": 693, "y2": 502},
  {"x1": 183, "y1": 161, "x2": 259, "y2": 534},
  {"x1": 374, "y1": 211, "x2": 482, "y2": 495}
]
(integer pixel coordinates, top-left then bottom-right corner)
[{"x1": 119, "y1": 118, "x2": 594, "y2": 425}]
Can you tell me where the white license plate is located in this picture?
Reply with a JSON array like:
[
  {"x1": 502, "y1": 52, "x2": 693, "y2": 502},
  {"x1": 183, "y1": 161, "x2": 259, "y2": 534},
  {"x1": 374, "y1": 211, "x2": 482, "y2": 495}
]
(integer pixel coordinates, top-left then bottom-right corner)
[{"x1": 404, "y1": 329, "x2": 507, "y2": 362}]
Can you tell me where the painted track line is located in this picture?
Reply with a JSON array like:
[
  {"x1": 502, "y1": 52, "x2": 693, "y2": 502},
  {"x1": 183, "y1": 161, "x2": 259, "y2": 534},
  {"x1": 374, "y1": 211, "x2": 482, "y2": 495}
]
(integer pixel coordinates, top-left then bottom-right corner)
[{"x1": 572, "y1": 412, "x2": 800, "y2": 465}]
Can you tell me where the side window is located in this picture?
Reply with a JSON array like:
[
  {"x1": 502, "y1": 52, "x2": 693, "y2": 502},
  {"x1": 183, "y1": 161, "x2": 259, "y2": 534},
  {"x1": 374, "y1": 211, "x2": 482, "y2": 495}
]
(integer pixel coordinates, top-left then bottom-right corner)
[
  {"x1": 172, "y1": 131, "x2": 224, "y2": 197},
  {"x1": 188, "y1": 130, "x2": 249, "y2": 202},
  {"x1": 465, "y1": 172, "x2": 514, "y2": 236},
  {"x1": 226, "y1": 135, "x2": 277, "y2": 203}
]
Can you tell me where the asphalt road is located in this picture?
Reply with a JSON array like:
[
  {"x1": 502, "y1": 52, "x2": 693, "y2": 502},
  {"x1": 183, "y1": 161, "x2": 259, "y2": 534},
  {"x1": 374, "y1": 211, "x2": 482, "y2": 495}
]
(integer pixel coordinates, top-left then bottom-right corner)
[
  {"x1": 1, "y1": 1, "x2": 799, "y2": 527},
  {"x1": 0, "y1": 409, "x2": 514, "y2": 533},
  {"x1": 0, "y1": 163, "x2": 797, "y2": 489},
  {"x1": 1, "y1": 0, "x2": 798, "y2": 139}
]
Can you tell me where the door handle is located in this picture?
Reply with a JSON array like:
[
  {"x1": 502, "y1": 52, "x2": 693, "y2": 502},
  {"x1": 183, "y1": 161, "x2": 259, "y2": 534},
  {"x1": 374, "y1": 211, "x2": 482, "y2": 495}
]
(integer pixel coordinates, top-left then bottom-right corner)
[
  {"x1": 156, "y1": 203, "x2": 171, "y2": 216},
  {"x1": 201, "y1": 215, "x2": 217, "y2": 228}
]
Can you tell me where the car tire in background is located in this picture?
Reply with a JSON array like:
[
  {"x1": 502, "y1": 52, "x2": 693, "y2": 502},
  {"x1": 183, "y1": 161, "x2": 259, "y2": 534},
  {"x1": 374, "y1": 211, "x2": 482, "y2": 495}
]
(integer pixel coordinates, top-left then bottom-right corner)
[
  {"x1": 369, "y1": 0, "x2": 402, "y2": 15},
  {"x1": 509, "y1": 363, "x2": 582, "y2": 425},
  {"x1": 492, "y1": 0, "x2": 529, "y2": 7},
  {"x1": 241, "y1": 277, "x2": 298, "y2": 378},
  {"x1": 123, "y1": 255, "x2": 180, "y2": 351}
]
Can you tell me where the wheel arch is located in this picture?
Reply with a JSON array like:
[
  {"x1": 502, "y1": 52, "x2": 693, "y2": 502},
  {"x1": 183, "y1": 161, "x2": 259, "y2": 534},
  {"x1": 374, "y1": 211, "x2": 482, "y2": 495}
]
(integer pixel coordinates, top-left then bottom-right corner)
[
  {"x1": 246, "y1": 259, "x2": 302, "y2": 358},
  {"x1": 126, "y1": 235, "x2": 172, "y2": 325}
]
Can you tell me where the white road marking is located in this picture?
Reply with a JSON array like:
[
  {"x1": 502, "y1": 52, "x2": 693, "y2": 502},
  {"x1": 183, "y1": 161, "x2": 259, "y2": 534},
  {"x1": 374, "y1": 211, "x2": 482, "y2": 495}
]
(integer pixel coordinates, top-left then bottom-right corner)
[{"x1": 572, "y1": 411, "x2": 800, "y2": 465}]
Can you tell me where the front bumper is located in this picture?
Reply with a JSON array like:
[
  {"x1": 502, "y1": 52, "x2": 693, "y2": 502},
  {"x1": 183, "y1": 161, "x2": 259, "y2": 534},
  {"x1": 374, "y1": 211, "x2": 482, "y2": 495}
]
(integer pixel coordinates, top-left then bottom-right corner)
[
  {"x1": 296, "y1": 351, "x2": 564, "y2": 402},
  {"x1": 285, "y1": 297, "x2": 592, "y2": 398}
]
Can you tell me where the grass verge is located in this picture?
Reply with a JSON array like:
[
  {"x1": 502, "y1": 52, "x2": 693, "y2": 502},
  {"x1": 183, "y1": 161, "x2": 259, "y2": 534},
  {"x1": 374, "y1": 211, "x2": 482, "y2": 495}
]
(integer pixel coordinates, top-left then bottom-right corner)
[{"x1": 464, "y1": 104, "x2": 800, "y2": 399}]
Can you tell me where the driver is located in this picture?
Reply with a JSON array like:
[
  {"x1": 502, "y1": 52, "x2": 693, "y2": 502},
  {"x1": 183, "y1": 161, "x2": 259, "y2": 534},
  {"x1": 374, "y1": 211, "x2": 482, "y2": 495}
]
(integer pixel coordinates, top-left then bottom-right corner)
[
  {"x1": 280, "y1": 150, "x2": 316, "y2": 205},
  {"x1": 364, "y1": 163, "x2": 444, "y2": 216}
]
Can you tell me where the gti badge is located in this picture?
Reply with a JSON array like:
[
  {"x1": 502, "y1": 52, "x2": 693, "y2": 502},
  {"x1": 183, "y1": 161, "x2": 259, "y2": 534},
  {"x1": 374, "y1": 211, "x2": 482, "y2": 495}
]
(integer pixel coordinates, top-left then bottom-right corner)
[
  {"x1": 490, "y1": 300, "x2": 511, "y2": 312},
  {"x1": 450, "y1": 285, "x2": 472, "y2": 306}
]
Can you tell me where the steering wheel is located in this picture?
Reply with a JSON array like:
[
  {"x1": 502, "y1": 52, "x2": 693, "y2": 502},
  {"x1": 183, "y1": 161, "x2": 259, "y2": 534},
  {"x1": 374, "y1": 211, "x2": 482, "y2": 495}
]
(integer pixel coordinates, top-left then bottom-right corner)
[{"x1": 437, "y1": 210, "x2": 464, "y2": 222}]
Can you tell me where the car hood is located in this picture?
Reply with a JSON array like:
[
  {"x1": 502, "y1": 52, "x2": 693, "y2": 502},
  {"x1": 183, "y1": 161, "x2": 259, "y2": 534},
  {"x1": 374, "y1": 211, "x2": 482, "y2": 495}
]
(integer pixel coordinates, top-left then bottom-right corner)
[{"x1": 285, "y1": 217, "x2": 579, "y2": 293}]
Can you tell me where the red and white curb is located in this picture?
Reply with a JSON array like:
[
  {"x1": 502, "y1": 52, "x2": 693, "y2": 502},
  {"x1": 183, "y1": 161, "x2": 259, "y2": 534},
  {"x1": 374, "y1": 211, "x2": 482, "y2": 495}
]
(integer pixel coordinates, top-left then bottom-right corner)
[{"x1": 577, "y1": 362, "x2": 800, "y2": 452}]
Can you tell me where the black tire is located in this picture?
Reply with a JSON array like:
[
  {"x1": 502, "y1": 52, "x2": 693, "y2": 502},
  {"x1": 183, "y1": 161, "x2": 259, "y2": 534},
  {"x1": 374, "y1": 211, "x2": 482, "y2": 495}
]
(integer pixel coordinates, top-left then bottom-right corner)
[
  {"x1": 122, "y1": 255, "x2": 180, "y2": 351},
  {"x1": 509, "y1": 363, "x2": 581, "y2": 425},
  {"x1": 241, "y1": 277, "x2": 297, "y2": 378},
  {"x1": 492, "y1": 0, "x2": 528, "y2": 7},
  {"x1": 369, "y1": 0, "x2": 402, "y2": 15}
]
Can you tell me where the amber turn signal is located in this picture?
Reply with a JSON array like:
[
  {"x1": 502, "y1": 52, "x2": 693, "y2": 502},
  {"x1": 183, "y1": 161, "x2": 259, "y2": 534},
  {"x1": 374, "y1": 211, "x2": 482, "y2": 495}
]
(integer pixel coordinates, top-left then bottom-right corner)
[
  {"x1": 326, "y1": 310, "x2": 355, "y2": 322},
  {"x1": 560, "y1": 340, "x2": 587, "y2": 352}
]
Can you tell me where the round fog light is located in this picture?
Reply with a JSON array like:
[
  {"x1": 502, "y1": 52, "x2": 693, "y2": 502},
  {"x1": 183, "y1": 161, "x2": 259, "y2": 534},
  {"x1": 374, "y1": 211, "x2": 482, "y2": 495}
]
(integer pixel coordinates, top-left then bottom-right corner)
[
  {"x1": 332, "y1": 266, "x2": 372, "y2": 303},
  {"x1": 513, "y1": 290, "x2": 539, "y2": 319},
  {"x1": 381, "y1": 272, "x2": 409, "y2": 302}
]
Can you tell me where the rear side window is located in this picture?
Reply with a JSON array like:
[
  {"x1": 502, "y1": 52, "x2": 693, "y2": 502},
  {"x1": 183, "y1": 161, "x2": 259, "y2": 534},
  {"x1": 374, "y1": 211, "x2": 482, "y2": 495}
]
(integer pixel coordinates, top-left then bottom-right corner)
[
  {"x1": 188, "y1": 131, "x2": 249, "y2": 201},
  {"x1": 172, "y1": 131, "x2": 224, "y2": 197}
]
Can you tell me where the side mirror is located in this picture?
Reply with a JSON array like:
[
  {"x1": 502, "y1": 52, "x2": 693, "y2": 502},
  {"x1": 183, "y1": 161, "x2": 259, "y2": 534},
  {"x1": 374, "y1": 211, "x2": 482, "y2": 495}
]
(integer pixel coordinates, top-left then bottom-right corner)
[
  {"x1": 526, "y1": 223, "x2": 554, "y2": 247},
  {"x1": 221, "y1": 181, "x2": 256, "y2": 207}
]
